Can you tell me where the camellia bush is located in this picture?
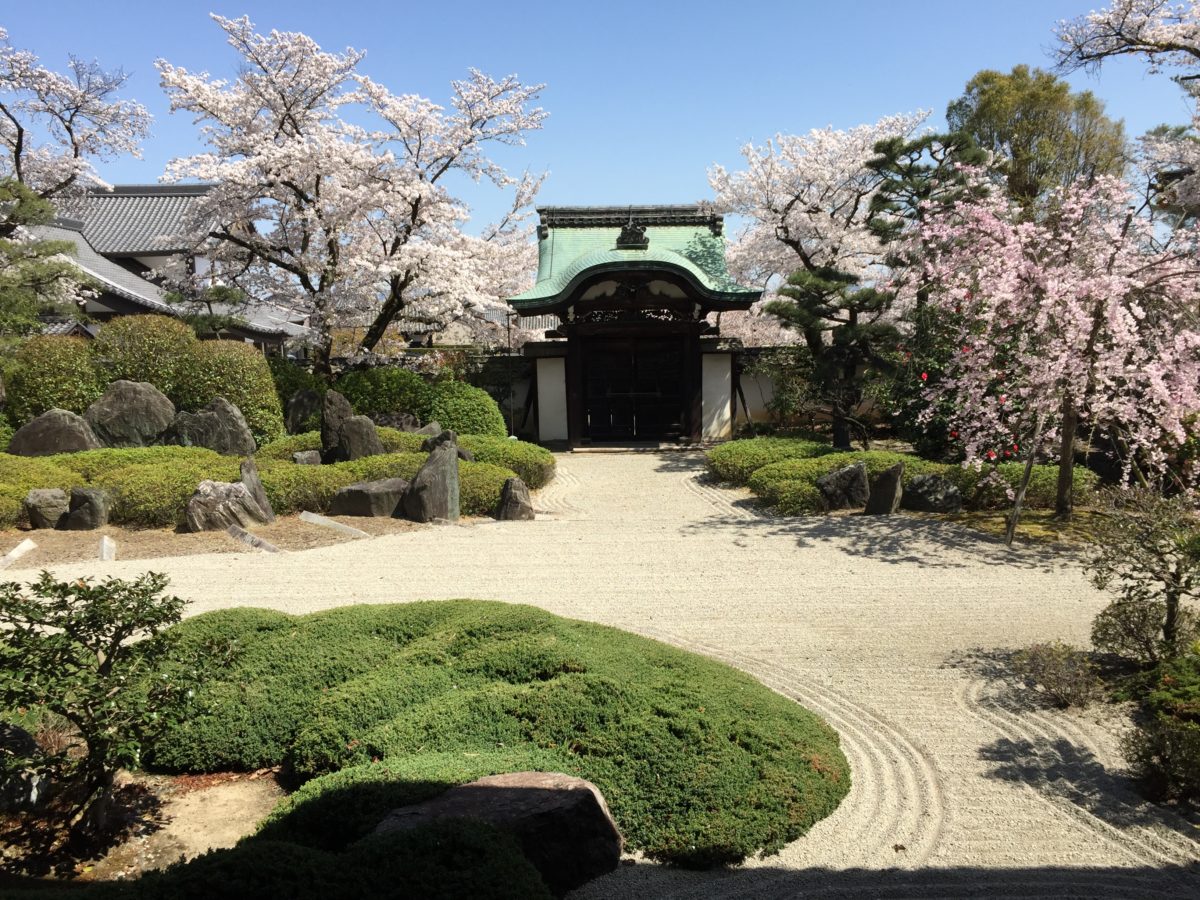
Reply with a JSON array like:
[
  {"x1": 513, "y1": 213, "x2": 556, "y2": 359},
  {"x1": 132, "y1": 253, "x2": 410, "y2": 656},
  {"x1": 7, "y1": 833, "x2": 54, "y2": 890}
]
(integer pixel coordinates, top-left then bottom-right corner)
[
  {"x1": 175, "y1": 340, "x2": 287, "y2": 446},
  {"x1": 91, "y1": 315, "x2": 198, "y2": 400},
  {"x1": 4, "y1": 335, "x2": 104, "y2": 424},
  {"x1": 335, "y1": 368, "x2": 432, "y2": 422},
  {"x1": 428, "y1": 381, "x2": 507, "y2": 438}
]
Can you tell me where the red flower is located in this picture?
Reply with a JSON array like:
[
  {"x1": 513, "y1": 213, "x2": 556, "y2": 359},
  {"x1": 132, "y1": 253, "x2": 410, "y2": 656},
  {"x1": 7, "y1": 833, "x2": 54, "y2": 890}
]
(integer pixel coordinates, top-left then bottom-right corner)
[
  {"x1": 962, "y1": 345, "x2": 971, "y2": 353},
  {"x1": 1003, "y1": 450, "x2": 1012, "y2": 458},
  {"x1": 986, "y1": 450, "x2": 997, "y2": 460},
  {"x1": 920, "y1": 372, "x2": 928, "y2": 381},
  {"x1": 998, "y1": 394, "x2": 1007, "y2": 404},
  {"x1": 1012, "y1": 443, "x2": 1019, "y2": 452},
  {"x1": 950, "y1": 430, "x2": 959, "y2": 439}
]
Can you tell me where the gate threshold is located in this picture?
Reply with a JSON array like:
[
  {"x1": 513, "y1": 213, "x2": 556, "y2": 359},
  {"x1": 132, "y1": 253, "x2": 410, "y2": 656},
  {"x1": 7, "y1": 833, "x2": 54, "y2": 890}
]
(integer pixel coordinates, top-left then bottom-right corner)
[{"x1": 571, "y1": 441, "x2": 705, "y2": 454}]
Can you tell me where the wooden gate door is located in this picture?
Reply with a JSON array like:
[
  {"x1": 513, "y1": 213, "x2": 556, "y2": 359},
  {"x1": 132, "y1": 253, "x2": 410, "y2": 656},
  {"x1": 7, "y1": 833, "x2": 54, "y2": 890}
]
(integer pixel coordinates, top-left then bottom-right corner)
[{"x1": 583, "y1": 337, "x2": 685, "y2": 441}]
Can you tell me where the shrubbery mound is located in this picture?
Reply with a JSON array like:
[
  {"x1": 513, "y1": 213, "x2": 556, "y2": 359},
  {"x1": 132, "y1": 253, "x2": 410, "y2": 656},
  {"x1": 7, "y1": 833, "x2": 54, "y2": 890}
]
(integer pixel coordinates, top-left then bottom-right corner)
[
  {"x1": 428, "y1": 381, "x2": 507, "y2": 437},
  {"x1": 147, "y1": 601, "x2": 849, "y2": 868}
]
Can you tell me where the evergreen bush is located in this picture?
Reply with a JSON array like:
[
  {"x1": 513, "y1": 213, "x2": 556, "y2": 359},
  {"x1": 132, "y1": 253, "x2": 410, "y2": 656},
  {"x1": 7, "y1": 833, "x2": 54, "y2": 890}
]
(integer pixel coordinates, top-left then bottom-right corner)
[
  {"x1": 4, "y1": 335, "x2": 104, "y2": 424},
  {"x1": 428, "y1": 381, "x2": 506, "y2": 437},
  {"x1": 705, "y1": 437, "x2": 834, "y2": 485},
  {"x1": 335, "y1": 368, "x2": 432, "y2": 421},
  {"x1": 175, "y1": 341, "x2": 286, "y2": 446},
  {"x1": 91, "y1": 315, "x2": 196, "y2": 399},
  {"x1": 458, "y1": 435, "x2": 555, "y2": 489}
]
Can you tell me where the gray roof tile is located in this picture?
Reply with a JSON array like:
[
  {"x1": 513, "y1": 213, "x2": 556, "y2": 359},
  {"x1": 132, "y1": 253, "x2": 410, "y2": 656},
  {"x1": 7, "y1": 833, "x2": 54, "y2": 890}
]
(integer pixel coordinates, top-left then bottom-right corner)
[{"x1": 59, "y1": 184, "x2": 214, "y2": 255}]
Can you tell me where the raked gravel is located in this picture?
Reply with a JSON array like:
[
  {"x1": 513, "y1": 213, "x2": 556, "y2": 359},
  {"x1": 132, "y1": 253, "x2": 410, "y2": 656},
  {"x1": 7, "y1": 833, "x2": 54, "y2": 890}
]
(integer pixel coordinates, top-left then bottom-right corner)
[{"x1": 23, "y1": 451, "x2": 1200, "y2": 898}]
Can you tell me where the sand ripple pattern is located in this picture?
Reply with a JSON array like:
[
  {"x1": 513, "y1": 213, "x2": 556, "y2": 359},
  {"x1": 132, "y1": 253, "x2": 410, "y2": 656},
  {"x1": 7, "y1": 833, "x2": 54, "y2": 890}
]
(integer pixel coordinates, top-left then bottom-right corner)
[{"x1": 533, "y1": 459, "x2": 585, "y2": 518}]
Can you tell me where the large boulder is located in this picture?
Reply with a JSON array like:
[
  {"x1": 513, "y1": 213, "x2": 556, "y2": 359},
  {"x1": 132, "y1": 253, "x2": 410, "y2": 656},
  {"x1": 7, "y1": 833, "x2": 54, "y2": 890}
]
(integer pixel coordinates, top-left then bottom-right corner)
[
  {"x1": 374, "y1": 772, "x2": 622, "y2": 897},
  {"x1": 414, "y1": 420, "x2": 443, "y2": 436},
  {"x1": 285, "y1": 389, "x2": 323, "y2": 435},
  {"x1": 328, "y1": 478, "x2": 408, "y2": 517},
  {"x1": 495, "y1": 476, "x2": 535, "y2": 521},
  {"x1": 171, "y1": 398, "x2": 256, "y2": 456},
  {"x1": 335, "y1": 415, "x2": 385, "y2": 462},
  {"x1": 62, "y1": 488, "x2": 109, "y2": 531},
  {"x1": 84, "y1": 380, "x2": 175, "y2": 447},
  {"x1": 183, "y1": 481, "x2": 271, "y2": 532},
  {"x1": 421, "y1": 428, "x2": 474, "y2": 461},
  {"x1": 865, "y1": 462, "x2": 904, "y2": 515},
  {"x1": 372, "y1": 412, "x2": 420, "y2": 432},
  {"x1": 7, "y1": 409, "x2": 101, "y2": 456},
  {"x1": 320, "y1": 390, "x2": 354, "y2": 459},
  {"x1": 23, "y1": 488, "x2": 69, "y2": 529},
  {"x1": 240, "y1": 458, "x2": 276, "y2": 524},
  {"x1": 292, "y1": 450, "x2": 322, "y2": 466},
  {"x1": 400, "y1": 441, "x2": 460, "y2": 523},
  {"x1": 901, "y1": 473, "x2": 963, "y2": 513},
  {"x1": 815, "y1": 462, "x2": 870, "y2": 511}
]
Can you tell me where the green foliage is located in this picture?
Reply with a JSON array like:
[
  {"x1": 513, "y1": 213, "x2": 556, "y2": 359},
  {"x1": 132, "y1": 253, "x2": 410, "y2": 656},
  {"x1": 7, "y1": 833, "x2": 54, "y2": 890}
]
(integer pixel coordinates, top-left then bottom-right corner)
[
  {"x1": 377, "y1": 427, "x2": 427, "y2": 454},
  {"x1": 1124, "y1": 654, "x2": 1200, "y2": 803},
  {"x1": 92, "y1": 315, "x2": 197, "y2": 399},
  {"x1": 0, "y1": 572, "x2": 189, "y2": 833},
  {"x1": 267, "y1": 357, "x2": 327, "y2": 432},
  {"x1": 428, "y1": 381, "x2": 506, "y2": 437},
  {"x1": 48, "y1": 446, "x2": 224, "y2": 482},
  {"x1": 0, "y1": 453, "x2": 81, "y2": 527},
  {"x1": 335, "y1": 367, "x2": 432, "y2": 420},
  {"x1": 741, "y1": 348, "x2": 820, "y2": 431},
  {"x1": 0, "y1": 420, "x2": 11, "y2": 452},
  {"x1": 1014, "y1": 641, "x2": 1104, "y2": 709},
  {"x1": 1093, "y1": 600, "x2": 1200, "y2": 667},
  {"x1": 706, "y1": 437, "x2": 834, "y2": 485},
  {"x1": 145, "y1": 600, "x2": 850, "y2": 867},
  {"x1": 256, "y1": 429, "x2": 424, "y2": 462},
  {"x1": 93, "y1": 458, "x2": 240, "y2": 527},
  {"x1": 4, "y1": 335, "x2": 104, "y2": 424},
  {"x1": 175, "y1": 341, "x2": 286, "y2": 446},
  {"x1": 458, "y1": 435, "x2": 556, "y2": 489}
]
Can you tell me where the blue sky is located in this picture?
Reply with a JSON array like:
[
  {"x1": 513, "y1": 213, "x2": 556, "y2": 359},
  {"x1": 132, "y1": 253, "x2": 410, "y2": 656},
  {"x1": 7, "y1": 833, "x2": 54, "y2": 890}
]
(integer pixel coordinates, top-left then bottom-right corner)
[{"x1": 5, "y1": 1, "x2": 1192, "y2": 229}]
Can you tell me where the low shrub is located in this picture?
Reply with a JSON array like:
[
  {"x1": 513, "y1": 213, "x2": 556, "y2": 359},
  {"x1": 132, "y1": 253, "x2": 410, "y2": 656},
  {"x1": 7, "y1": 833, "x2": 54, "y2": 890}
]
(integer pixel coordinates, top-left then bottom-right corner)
[
  {"x1": 267, "y1": 356, "x2": 327, "y2": 408},
  {"x1": 428, "y1": 381, "x2": 506, "y2": 438},
  {"x1": 0, "y1": 454, "x2": 81, "y2": 527},
  {"x1": 956, "y1": 462, "x2": 1099, "y2": 511},
  {"x1": 93, "y1": 458, "x2": 240, "y2": 527},
  {"x1": 92, "y1": 315, "x2": 197, "y2": 399},
  {"x1": 1124, "y1": 655, "x2": 1200, "y2": 803},
  {"x1": 1013, "y1": 641, "x2": 1104, "y2": 709},
  {"x1": 1092, "y1": 600, "x2": 1200, "y2": 667},
  {"x1": 0, "y1": 421, "x2": 11, "y2": 452},
  {"x1": 335, "y1": 368, "x2": 431, "y2": 421},
  {"x1": 48, "y1": 446, "x2": 224, "y2": 482},
  {"x1": 378, "y1": 428, "x2": 426, "y2": 454},
  {"x1": 4, "y1": 335, "x2": 104, "y2": 424},
  {"x1": 458, "y1": 435, "x2": 556, "y2": 489},
  {"x1": 705, "y1": 437, "x2": 834, "y2": 486},
  {"x1": 145, "y1": 601, "x2": 850, "y2": 868},
  {"x1": 175, "y1": 341, "x2": 286, "y2": 446},
  {"x1": 256, "y1": 429, "x2": 425, "y2": 462}
]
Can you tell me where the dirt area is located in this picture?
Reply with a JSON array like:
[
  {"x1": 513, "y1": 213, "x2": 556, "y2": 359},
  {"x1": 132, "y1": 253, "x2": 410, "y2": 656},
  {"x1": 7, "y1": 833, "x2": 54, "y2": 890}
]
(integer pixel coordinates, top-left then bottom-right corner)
[{"x1": 0, "y1": 514, "x2": 423, "y2": 568}]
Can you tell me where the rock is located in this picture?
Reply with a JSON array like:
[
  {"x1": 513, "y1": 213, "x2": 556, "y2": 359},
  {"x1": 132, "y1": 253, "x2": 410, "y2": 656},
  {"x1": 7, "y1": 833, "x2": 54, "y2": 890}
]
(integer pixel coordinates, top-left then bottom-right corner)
[
  {"x1": 23, "y1": 488, "x2": 68, "y2": 529},
  {"x1": 335, "y1": 415, "x2": 385, "y2": 462},
  {"x1": 320, "y1": 390, "x2": 353, "y2": 458},
  {"x1": 400, "y1": 442, "x2": 460, "y2": 523},
  {"x1": 84, "y1": 380, "x2": 175, "y2": 447},
  {"x1": 815, "y1": 462, "x2": 870, "y2": 511},
  {"x1": 865, "y1": 463, "x2": 904, "y2": 515},
  {"x1": 62, "y1": 488, "x2": 109, "y2": 531},
  {"x1": 901, "y1": 473, "x2": 963, "y2": 513},
  {"x1": 285, "y1": 389, "x2": 323, "y2": 435},
  {"x1": 240, "y1": 458, "x2": 276, "y2": 524},
  {"x1": 495, "y1": 477, "x2": 535, "y2": 521},
  {"x1": 328, "y1": 478, "x2": 408, "y2": 517},
  {"x1": 420, "y1": 429, "x2": 458, "y2": 452},
  {"x1": 375, "y1": 771, "x2": 622, "y2": 897},
  {"x1": 293, "y1": 450, "x2": 322, "y2": 466},
  {"x1": 414, "y1": 420, "x2": 443, "y2": 436},
  {"x1": 171, "y1": 398, "x2": 256, "y2": 456},
  {"x1": 0, "y1": 724, "x2": 48, "y2": 814},
  {"x1": 457, "y1": 446, "x2": 475, "y2": 462},
  {"x1": 7, "y1": 409, "x2": 101, "y2": 456},
  {"x1": 372, "y1": 412, "x2": 421, "y2": 432},
  {"x1": 183, "y1": 481, "x2": 271, "y2": 532}
]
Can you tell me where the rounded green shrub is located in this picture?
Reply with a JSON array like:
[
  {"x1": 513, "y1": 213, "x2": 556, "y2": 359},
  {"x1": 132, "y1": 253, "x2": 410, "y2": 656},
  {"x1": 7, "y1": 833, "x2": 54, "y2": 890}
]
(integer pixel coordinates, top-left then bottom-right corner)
[
  {"x1": 255, "y1": 432, "x2": 322, "y2": 462},
  {"x1": 428, "y1": 381, "x2": 506, "y2": 437},
  {"x1": 268, "y1": 356, "x2": 327, "y2": 404},
  {"x1": 378, "y1": 428, "x2": 426, "y2": 454},
  {"x1": 48, "y1": 446, "x2": 224, "y2": 482},
  {"x1": 4, "y1": 335, "x2": 104, "y2": 424},
  {"x1": 458, "y1": 461, "x2": 516, "y2": 516},
  {"x1": 706, "y1": 437, "x2": 834, "y2": 485},
  {"x1": 175, "y1": 341, "x2": 286, "y2": 446},
  {"x1": 0, "y1": 454, "x2": 81, "y2": 527},
  {"x1": 93, "y1": 458, "x2": 239, "y2": 527},
  {"x1": 146, "y1": 600, "x2": 850, "y2": 868},
  {"x1": 458, "y1": 435, "x2": 555, "y2": 489},
  {"x1": 92, "y1": 315, "x2": 197, "y2": 399},
  {"x1": 335, "y1": 368, "x2": 431, "y2": 421}
]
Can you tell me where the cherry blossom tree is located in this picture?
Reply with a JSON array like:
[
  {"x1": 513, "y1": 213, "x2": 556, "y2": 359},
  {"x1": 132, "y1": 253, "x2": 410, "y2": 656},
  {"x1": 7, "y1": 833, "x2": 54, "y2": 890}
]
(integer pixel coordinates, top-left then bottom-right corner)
[
  {"x1": 908, "y1": 173, "x2": 1200, "y2": 535},
  {"x1": 157, "y1": 15, "x2": 545, "y2": 374}
]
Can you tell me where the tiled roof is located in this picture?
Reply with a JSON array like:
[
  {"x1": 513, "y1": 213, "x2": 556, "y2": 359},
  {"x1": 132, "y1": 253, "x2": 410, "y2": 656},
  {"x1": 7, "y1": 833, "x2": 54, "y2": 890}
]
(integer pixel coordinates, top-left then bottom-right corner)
[
  {"x1": 40, "y1": 318, "x2": 100, "y2": 338},
  {"x1": 59, "y1": 184, "x2": 214, "y2": 256},
  {"x1": 32, "y1": 222, "x2": 175, "y2": 313}
]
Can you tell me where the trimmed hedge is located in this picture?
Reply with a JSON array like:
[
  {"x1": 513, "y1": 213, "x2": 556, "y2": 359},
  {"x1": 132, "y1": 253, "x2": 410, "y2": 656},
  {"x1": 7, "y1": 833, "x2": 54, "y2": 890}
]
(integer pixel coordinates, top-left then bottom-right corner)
[
  {"x1": 93, "y1": 458, "x2": 241, "y2": 527},
  {"x1": 428, "y1": 381, "x2": 506, "y2": 438},
  {"x1": 176, "y1": 341, "x2": 286, "y2": 446},
  {"x1": 256, "y1": 429, "x2": 425, "y2": 462},
  {"x1": 705, "y1": 437, "x2": 834, "y2": 485},
  {"x1": 335, "y1": 368, "x2": 431, "y2": 421},
  {"x1": 145, "y1": 601, "x2": 850, "y2": 868},
  {"x1": 458, "y1": 435, "x2": 556, "y2": 489},
  {"x1": 47, "y1": 446, "x2": 224, "y2": 482},
  {"x1": 92, "y1": 315, "x2": 197, "y2": 399},
  {"x1": 4, "y1": 335, "x2": 104, "y2": 424},
  {"x1": 0, "y1": 454, "x2": 81, "y2": 527}
]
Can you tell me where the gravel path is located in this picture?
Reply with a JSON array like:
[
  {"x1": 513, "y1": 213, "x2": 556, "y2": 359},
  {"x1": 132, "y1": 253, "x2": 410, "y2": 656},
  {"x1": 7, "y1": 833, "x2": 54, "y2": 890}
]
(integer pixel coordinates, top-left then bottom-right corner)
[{"x1": 26, "y1": 452, "x2": 1200, "y2": 897}]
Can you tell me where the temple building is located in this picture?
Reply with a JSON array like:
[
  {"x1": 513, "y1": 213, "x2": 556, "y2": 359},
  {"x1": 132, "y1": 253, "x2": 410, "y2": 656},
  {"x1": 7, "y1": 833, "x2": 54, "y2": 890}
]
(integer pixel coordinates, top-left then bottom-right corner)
[{"x1": 510, "y1": 205, "x2": 760, "y2": 447}]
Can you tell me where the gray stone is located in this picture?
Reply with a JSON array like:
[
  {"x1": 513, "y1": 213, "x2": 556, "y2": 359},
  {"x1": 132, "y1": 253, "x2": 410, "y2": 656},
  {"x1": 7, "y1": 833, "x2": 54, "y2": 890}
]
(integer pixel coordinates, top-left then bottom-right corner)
[
  {"x1": 320, "y1": 390, "x2": 353, "y2": 458},
  {"x1": 901, "y1": 473, "x2": 963, "y2": 513},
  {"x1": 400, "y1": 442, "x2": 460, "y2": 523},
  {"x1": 7, "y1": 409, "x2": 101, "y2": 456},
  {"x1": 63, "y1": 488, "x2": 109, "y2": 531},
  {"x1": 84, "y1": 380, "x2": 175, "y2": 447},
  {"x1": 375, "y1": 771, "x2": 622, "y2": 897},
  {"x1": 334, "y1": 415, "x2": 385, "y2": 462},
  {"x1": 292, "y1": 450, "x2": 322, "y2": 466},
  {"x1": 495, "y1": 477, "x2": 535, "y2": 521},
  {"x1": 0, "y1": 723, "x2": 48, "y2": 814},
  {"x1": 414, "y1": 420, "x2": 443, "y2": 436},
  {"x1": 285, "y1": 388, "x2": 323, "y2": 435},
  {"x1": 24, "y1": 488, "x2": 69, "y2": 529},
  {"x1": 420, "y1": 429, "x2": 458, "y2": 452},
  {"x1": 183, "y1": 481, "x2": 271, "y2": 532},
  {"x1": 815, "y1": 462, "x2": 870, "y2": 511},
  {"x1": 373, "y1": 412, "x2": 421, "y2": 432},
  {"x1": 240, "y1": 458, "x2": 276, "y2": 524},
  {"x1": 171, "y1": 398, "x2": 256, "y2": 456},
  {"x1": 457, "y1": 446, "x2": 475, "y2": 462},
  {"x1": 328, "y1": 478, "x2": 409, "y2": 517},
  {"x1": 865, "y1": 463, "x2": 904, "y2": 515}
]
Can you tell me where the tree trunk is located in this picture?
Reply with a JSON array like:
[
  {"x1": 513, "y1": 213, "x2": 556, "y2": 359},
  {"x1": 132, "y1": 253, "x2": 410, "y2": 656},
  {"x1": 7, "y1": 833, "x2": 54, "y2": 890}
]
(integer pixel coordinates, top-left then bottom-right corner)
[
  {"x1": 1005, "y1": 410, "x2": 1048, "y2": 546},
  {"x1": 1164, "y1": 585, "x2": 1181, "y2": 656},
  {"x1": 70, "y1": 768, "x2": 115, "y2": 839},
  {"x1": 830, "y1": 406, "x2": 852, "y2": 451},
  {"x1": 311, "y1": 339, "x2": 334, "y2": 379},
  {"x1": 1055, "y1": 398, "x2": 1079, "y2": 522}
]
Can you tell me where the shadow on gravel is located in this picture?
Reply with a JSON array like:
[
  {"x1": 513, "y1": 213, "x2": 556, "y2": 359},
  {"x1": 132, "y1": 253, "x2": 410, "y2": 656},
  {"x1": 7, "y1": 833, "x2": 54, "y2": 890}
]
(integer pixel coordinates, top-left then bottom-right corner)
[{"x1": 572, "y1": 863, "x2": 1200, "y2": 899}]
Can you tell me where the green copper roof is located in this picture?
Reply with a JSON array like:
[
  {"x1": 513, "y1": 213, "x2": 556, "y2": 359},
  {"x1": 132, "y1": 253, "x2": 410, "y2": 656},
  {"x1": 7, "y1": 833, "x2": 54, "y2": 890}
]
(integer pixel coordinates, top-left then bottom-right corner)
[{"x1": 508, "y1": 210, "x2": 759, "y2": 310}]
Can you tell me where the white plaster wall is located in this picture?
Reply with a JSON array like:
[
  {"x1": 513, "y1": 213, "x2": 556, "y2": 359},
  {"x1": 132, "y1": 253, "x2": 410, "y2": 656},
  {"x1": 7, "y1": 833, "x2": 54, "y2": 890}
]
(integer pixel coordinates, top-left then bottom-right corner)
[
  {"x1": 738, "y1": 372, "x2": 776, "y2": 425},
  {"x1": 701, "y1": 353, "x2": 733, "y2": 441},
  {"x1": 536, "y1": 357, "x2": 568, "y2": 442}
]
